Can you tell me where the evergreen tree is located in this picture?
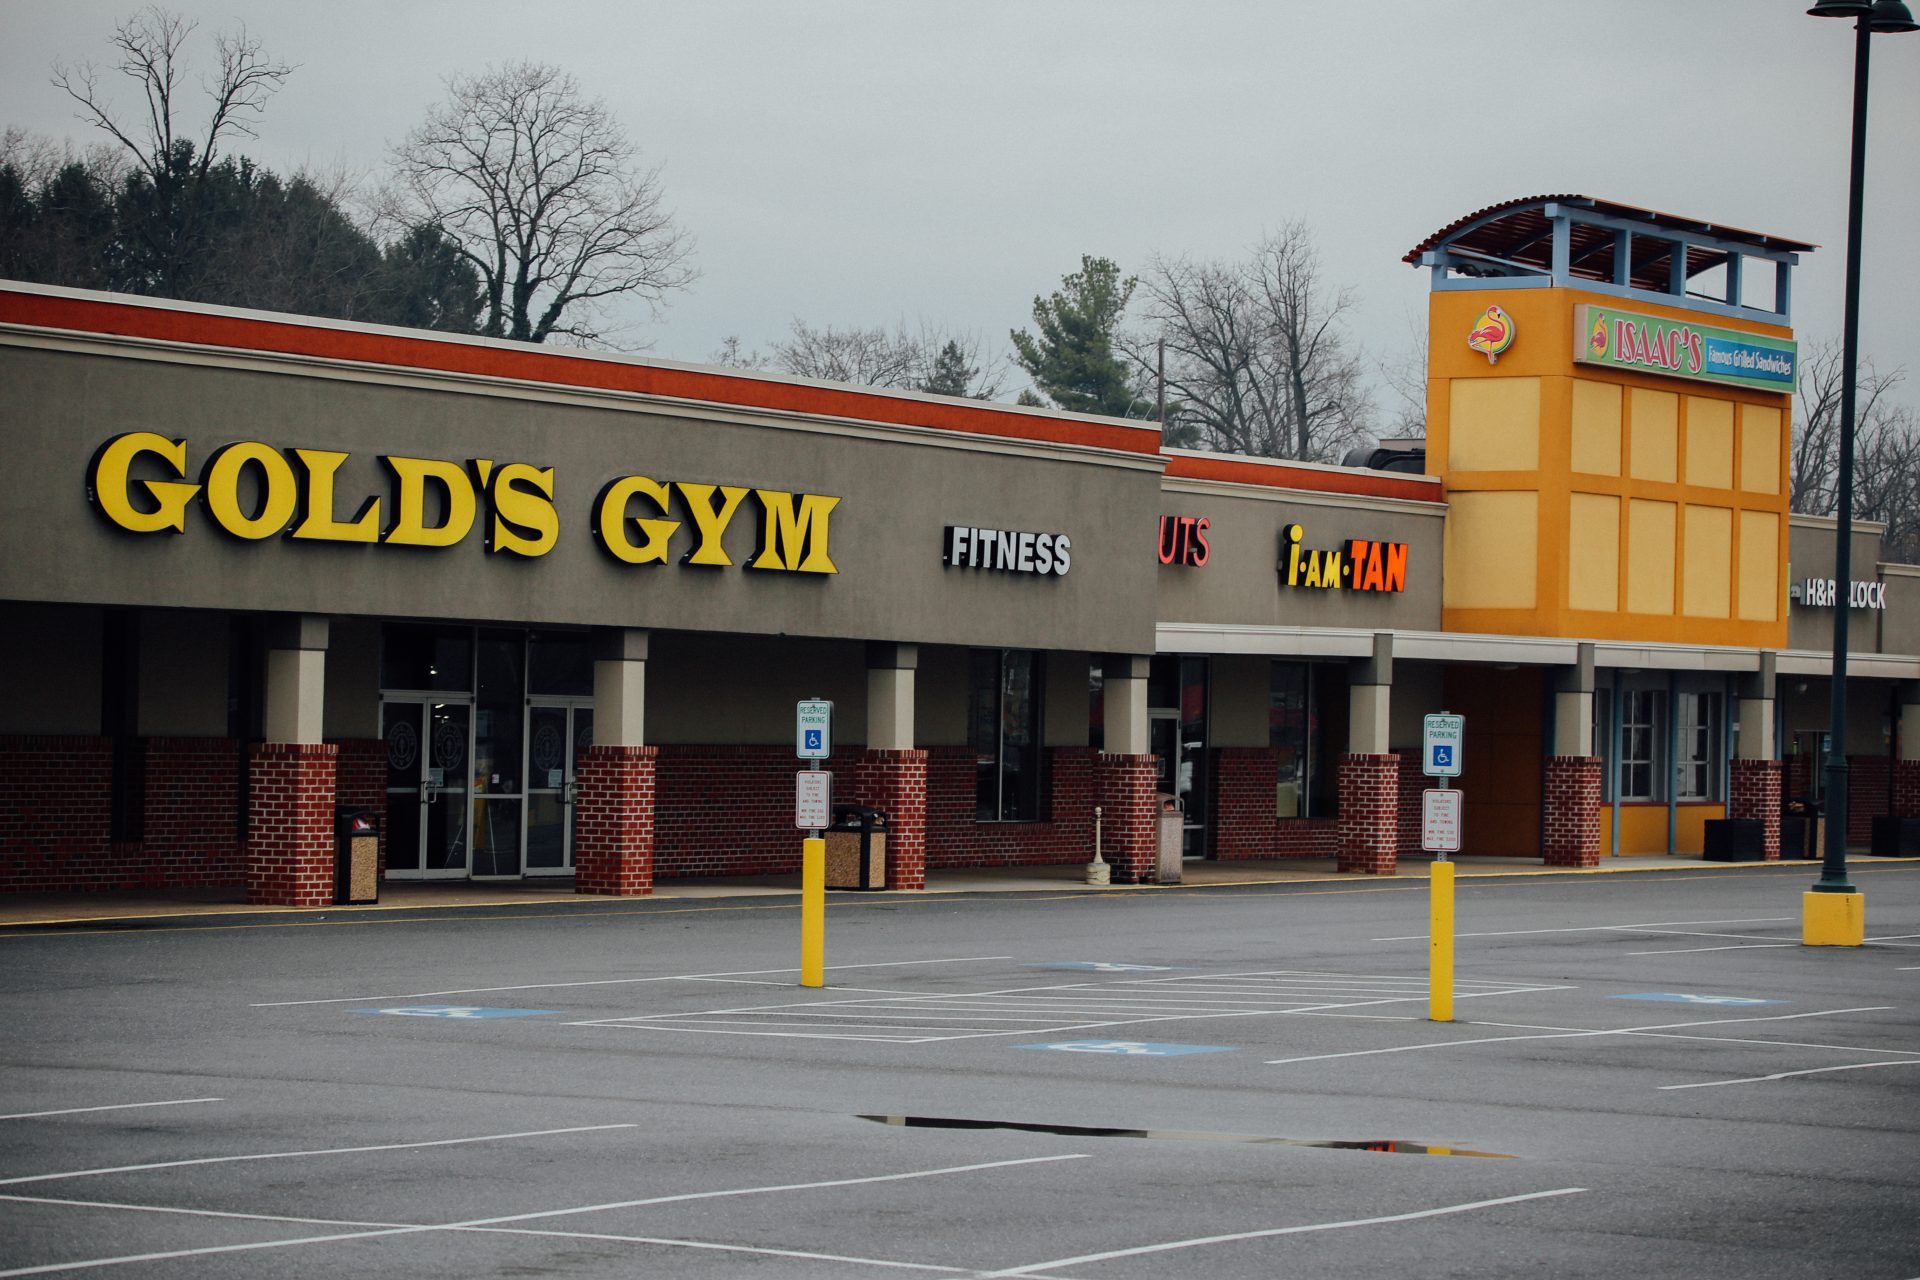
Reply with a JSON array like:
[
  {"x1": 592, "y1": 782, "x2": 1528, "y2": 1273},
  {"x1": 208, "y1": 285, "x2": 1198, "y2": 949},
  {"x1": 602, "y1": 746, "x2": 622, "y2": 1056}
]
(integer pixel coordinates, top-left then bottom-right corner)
[
  {"x1": 921, "y1": 339, "x2": 979, "y2": 398},
  {"x1": 367, "y1": 224, "x2": 484, "y2": 333},
  {"x1": 1010, "y1": 255, "x2": 1149, "y2": 417}
]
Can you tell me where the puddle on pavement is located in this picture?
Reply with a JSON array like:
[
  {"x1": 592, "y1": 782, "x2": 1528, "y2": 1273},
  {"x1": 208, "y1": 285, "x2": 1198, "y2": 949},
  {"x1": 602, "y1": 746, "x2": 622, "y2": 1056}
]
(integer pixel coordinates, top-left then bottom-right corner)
[{"x1": 858, "y1": 1115, "x2": 1512, "y2": 1158}]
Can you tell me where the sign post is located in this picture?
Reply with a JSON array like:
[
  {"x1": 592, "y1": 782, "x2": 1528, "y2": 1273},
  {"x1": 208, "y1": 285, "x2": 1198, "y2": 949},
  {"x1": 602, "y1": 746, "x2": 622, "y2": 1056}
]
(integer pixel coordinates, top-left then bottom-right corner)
[
  {"x1": 795, "y1": 699, "x2": 833, "y2": 988},
  {"x1": 1421, "y1": 712, "x2": 1464, "y2": 1023}
]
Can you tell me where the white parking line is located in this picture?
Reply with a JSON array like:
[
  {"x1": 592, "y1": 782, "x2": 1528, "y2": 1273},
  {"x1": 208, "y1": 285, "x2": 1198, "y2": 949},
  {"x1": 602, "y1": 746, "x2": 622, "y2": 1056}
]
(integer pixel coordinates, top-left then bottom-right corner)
[
  {"x1": 0, "y1": 1192, "x2": 403, "y2": 1229},
  {"x1": 1484, "y1": 1021, "x2": 1920, "y2": 1057},
  {"x1": 0, "y1": 1099, "x2": 221, "y2": 1122},
  {"x1": 569, "y1": 969, "x2": 1557, "y2": 1044},
  {"x1": 249, "y1": 955, "x2": 1013, "y2": 1007},
  {"x1": 980, "y1": 1188, "x2": 1589, "y2": 1275},
  {"x1": 454, "y1": 1225, "x2": 972, "y2": 1273},
  {"x1": 1264, "y1": 1007, "x2": 1895, "y2": 1066},
  {"x1": 0, "y1": 1124, "x2": 636, "y2": 1187},
  {"x1": 1624, "y1": 943, "x2": 1796, "y2": 956},
  {"x1": 0, "y1": 1154, "x2": 1088, "y2": 1278},
  {"x1": 1371, "y1": 917, "x2": 1787, "y2": 942},
  {"x1": 1659, "y1": 1060, "x2": 1920, "y2": 1090}
]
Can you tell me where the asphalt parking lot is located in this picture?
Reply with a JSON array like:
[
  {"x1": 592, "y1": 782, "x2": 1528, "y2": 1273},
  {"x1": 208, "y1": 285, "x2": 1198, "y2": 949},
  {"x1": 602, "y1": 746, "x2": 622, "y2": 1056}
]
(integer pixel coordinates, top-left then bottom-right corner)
[{"x1": 1, "y1": 862, "x2": 1916, "y2": 1278}]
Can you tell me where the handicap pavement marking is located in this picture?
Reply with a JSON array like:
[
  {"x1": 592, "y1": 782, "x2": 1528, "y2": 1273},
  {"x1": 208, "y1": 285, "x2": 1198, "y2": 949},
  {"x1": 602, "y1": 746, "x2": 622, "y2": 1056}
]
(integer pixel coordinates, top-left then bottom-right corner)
[
  {"x1": 1611, "y1": 992, "x2": 1787, "y2": 1006},
  {"x1": 1018, "y1": 1039, "x2": 1233, "y2": 1056},
  {"x1": 1024, "y1": 962, "x2": 1184, "y2": 972},
  {"x1": 352, "y1": 1006, "x2": 561, "y2": 1018}
]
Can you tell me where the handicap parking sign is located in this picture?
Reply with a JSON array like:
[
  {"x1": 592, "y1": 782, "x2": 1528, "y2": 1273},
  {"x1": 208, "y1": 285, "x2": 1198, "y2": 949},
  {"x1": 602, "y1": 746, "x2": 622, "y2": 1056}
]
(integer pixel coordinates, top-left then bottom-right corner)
[
  {"x1": 804, "y1": 729, "x2": 823, "y2": 751},
  {"x1": 1432, "y1": 745, "x2": 1452, "y2": 768}
]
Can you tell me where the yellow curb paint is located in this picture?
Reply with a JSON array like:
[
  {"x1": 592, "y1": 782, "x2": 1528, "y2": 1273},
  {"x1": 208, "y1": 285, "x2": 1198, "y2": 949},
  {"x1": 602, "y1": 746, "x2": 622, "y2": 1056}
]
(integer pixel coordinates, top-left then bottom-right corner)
[
  {"x1": 1430, "y1": 862, "x2": 1455, "y2": 1022},
  {"x1": 801, "y1": 836, "x2": 826, "y2": 987},
  {"x1": 1801, "y1": 890, "x2": 1865, "y2": 947}
]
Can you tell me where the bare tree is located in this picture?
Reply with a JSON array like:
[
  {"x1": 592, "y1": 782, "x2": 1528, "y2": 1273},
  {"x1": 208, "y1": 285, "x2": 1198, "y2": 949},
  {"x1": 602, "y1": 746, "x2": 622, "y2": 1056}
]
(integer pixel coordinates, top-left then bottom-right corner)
[
  {"x1": 1794, "y1": 341, "x2": 1920, "y2": 562},
  {"x1": 771, "y1": 320, "x2": 1006, "y2": 398},
  {"x1": 709, "y1": 335, "x2": 768, "y2": 370},
  {"x1": 50, "y1": 6, "x2": 293, "y2": 295},
  {"x1": 774, "y1": 320, "x2": 920, "y2": 387},
  {"x1": 1379, "y1": 312, "x2": 1429, "y2": 440},
  {"x1": 1130, "y1": 221, "x2": 1371, "y2": 462},
  {"x1": 388, "y1": 61, "x2": 693, "y2": 345}
]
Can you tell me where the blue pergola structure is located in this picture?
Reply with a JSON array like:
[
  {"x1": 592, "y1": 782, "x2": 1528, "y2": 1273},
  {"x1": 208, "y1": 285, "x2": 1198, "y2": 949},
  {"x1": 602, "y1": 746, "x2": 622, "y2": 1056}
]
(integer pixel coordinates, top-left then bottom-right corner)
[{"x1": 1403, "y1": 194, "x2": 1816, "y2": 326}]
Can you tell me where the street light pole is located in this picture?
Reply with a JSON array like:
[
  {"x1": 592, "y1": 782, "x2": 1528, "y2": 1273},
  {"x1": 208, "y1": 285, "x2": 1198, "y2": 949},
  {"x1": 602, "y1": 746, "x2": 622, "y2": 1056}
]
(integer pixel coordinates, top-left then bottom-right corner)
[{"x1": 1805, "y1": 0, "x2": 1916, "y2": 932}]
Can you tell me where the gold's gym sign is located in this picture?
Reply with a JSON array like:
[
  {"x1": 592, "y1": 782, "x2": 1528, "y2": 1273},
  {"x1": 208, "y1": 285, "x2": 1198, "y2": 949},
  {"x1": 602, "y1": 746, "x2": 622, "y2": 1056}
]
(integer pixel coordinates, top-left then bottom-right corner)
[{"x1": 86, "y1": 432, "x2": 838, "y2": 573}]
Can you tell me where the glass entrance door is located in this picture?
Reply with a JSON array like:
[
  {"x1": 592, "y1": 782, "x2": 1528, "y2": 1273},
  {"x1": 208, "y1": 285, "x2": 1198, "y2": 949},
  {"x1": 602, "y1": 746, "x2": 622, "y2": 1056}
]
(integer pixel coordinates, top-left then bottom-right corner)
[
  {"x1": 382, "y1": 698, "x2": 472, "y2": 879},
  {"x1": 525, "y1": 702, "x2": 592, "y2": 876}
]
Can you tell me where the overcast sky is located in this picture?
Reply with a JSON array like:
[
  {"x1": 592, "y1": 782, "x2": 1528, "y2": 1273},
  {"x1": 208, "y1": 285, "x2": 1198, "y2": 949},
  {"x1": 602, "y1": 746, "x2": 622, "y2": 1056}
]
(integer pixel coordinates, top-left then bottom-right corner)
[{"x1": 3, "y1": 1, "x2": 1917, "y2": 415}]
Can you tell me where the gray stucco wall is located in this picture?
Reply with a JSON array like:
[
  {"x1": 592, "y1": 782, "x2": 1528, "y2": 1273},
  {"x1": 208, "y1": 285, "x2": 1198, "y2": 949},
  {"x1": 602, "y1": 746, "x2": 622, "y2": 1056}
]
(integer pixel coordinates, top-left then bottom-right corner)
[
  {"x1": 2, "y1": 343, "x2": 1159, "y2": 655},
  {"x1": 1155, "y1": 487, "x2": 1444, "y2": 630},
  {"x1": 1788, "y1": 519, "x2": 1890, "y2": 654}
]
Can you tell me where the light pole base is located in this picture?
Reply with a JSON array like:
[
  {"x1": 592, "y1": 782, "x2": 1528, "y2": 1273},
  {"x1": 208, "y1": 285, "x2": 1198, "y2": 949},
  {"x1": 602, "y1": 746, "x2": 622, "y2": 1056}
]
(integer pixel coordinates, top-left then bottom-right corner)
[{"x1": 1802, "y1": 890, "x2": 1865, "y2": 946}]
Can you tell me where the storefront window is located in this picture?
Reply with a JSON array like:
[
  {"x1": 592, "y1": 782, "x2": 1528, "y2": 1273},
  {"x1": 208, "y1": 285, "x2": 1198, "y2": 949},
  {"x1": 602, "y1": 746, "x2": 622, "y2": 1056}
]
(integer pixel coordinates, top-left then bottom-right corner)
[
  {"x1": 528, "y1": 630, "x2": 593, "y2": 696},
  {"x1": 1676, "y1": 692, "x2": 1723, "y2": 801},
  {"x1": 1271, "y1": 661, "x2": 1340, "y2": 818},
  {"x1": 381, "y1": 623, "x2": 474, "y2": 691},
  {"x1": 970, "y1": 649, "x2": 1044, "y2": 821},
  {"x1": 1619, "y1": 688, "x2": 1664, "y2": 801}
]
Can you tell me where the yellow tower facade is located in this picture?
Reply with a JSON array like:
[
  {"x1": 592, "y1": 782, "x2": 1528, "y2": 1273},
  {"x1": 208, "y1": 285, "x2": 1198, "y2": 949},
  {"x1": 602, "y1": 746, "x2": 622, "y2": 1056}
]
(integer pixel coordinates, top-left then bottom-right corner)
[{"x1": 1411, "y1": 198, "x2": 1807, "y2": 647}]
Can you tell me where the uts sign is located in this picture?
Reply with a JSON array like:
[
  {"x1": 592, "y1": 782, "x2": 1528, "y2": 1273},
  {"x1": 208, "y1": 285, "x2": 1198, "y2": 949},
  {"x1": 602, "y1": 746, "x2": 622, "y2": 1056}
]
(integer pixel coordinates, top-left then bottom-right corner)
[{"x1": 85, "y1": 432, "x2": 838, "y2": 574}]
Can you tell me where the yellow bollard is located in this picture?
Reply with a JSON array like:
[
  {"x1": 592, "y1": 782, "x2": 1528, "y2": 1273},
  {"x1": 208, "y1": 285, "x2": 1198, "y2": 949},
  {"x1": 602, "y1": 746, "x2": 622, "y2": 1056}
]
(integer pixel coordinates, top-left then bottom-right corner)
[
  {"x1": 801, "y1": 836, "x2": 825, "y2": 987},
  {"x1": 1429, "y1": 861, "x2": 1454, "y2": 1022}
]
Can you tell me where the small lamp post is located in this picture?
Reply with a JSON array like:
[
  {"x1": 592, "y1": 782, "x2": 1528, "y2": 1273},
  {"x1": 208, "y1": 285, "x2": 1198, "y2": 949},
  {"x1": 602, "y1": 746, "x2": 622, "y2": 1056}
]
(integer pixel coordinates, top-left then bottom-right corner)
[{"x1": 1804, "y1": 0, "x2": 1916, "y2": 940}]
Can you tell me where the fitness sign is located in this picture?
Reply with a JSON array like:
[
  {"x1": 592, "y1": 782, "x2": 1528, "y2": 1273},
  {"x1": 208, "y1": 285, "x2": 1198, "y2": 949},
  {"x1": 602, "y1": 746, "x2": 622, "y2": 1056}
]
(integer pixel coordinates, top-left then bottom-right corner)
[{"x1": 84, "y1": 431, "x2": 839, "y2": 574}]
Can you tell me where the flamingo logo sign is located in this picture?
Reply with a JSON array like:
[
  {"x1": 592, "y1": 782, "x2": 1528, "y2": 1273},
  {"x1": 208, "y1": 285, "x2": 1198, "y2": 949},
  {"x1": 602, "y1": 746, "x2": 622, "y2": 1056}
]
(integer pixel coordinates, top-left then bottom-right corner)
[{"x1": 1466, "y1": 304, "x2": 1514, "y2": 365}]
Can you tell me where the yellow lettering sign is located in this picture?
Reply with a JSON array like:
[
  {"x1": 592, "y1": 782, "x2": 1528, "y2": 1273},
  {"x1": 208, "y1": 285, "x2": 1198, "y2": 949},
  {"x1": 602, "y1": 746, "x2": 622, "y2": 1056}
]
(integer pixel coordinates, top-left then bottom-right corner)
[
  {"x1": 88, "y1": 432, "x2": 201, "y2": 534},
  {"x1": 751, "y1": 489, "x2": 839, "y2": 574},
  {"x1": 675, "y1": 481, "x2": 750, "y2": 567},
  {"x1": 382, "y1": 456, "x2": 477, "y2": 548},
  {"x1": 487, "y1": 463, "x2": 559, "y2": 558},
  {"x1": 204, "y1": 441, "x2": 298, "y2": 540},
  {"x1": 594, "y1": 475, "x2": 678, "y2": 565},
  {"x1": 290, "y1": 448, "x2": 381, "y2": 543}
]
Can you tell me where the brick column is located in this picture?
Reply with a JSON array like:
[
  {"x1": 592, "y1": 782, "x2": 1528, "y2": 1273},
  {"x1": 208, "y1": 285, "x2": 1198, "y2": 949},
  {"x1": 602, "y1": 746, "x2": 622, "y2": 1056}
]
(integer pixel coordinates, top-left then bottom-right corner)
[
  {"x1": 1214, "y1": 747, "x2": 1279, "y2": 859},
  {"x1": 329, "y1": 739, "x2": 388, "y2": 876},
  {"x1": 1728, "y1": 758, "x2": 1783, "y2": 861},
  {"x1": 246, "y1": 742, "x2": 338, "y2": 907},
  {"x1": 576, "y1": 744, "x2": 657, "y2": 896},
  {"x1": 1096, "y1": 752, "x2": 1158, "y2": 883},
  {"x1": 1894, "y1": 759, "x2": 1920, "y2": 817},
  {"x1": 1337, "y1": 753, "x2": 1399, "y2": 874},
  {"x1": 1543, "y1": 755, "x2": 1603, "y2": 867},
  {"x1": 1847, "y1": 755, "x2": 1890, "y2": 849},
  {"x1": 857, "y1": 748, "x2": 928, "y2": 890}
]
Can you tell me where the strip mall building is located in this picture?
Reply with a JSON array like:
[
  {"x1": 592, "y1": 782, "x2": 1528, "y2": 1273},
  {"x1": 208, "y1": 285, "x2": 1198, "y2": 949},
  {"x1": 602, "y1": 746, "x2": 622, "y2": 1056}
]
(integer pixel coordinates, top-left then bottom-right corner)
[{"x1": 5, "y1": 196, "x2": 1920, "y2": 906}]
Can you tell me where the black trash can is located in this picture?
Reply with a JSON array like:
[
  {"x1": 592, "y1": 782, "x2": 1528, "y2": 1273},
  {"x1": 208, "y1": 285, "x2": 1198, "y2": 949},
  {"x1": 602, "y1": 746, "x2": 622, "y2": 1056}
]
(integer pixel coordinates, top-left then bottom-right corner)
[
  {"x1": 825, "y1": 804, "x2": 888, "y2": 890},
  {"x1": 1781, "y1": 801, "x2": 1821, "y2": 859},
  {"x1": 1869, "y1": 815, "x2": 1920, "y2": 856},
  {"x1": 334, "y1": 806, "x2": 380, "y2": 905},
  {"x1": 1702, "y1": 818, "x2": 1765, "y2": 861}
]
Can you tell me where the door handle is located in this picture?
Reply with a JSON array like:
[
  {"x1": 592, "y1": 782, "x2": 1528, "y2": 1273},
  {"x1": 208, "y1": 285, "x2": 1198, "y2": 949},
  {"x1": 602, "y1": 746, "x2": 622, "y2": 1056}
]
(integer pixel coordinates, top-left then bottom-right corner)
[{"x1": 562, "y1": 779, "x2": 577, "y2": 805}]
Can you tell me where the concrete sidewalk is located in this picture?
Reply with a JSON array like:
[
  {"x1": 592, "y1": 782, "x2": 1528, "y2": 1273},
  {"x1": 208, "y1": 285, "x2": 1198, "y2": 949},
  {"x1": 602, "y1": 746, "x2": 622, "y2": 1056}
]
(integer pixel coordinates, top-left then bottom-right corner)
[{"x1": 0, "y1": 852, "x2": 1851, "y2": 928}]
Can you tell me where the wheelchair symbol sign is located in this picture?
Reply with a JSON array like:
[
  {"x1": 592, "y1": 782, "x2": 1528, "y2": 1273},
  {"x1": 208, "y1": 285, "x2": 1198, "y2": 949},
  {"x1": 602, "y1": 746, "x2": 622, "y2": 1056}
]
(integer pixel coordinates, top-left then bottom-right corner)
[{"x1": 804, "y1": 729, "x2": 823, "y2": 751}]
